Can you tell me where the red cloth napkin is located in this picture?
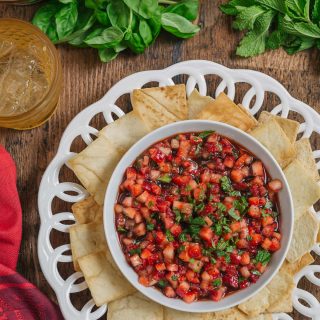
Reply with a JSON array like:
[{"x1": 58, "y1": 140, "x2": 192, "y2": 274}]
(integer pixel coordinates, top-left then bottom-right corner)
[{"x1": 0, "y1": 145, "x2": 64, "y2": 320}]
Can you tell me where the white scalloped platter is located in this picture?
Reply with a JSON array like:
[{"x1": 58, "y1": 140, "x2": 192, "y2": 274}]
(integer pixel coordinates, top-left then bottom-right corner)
[{"x1": 38, "y1": 60, "x2": 320, "y2": 320}]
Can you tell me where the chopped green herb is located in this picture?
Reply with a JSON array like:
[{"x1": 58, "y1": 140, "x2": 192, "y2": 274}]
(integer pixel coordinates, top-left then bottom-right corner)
[
  {"x1": 234, "y1": 196, "x2": 248, "y2": 214},
  {"x1": 178, "y1": 245, "x2": 186, "y2": 253},
  {"x1": 179, "y1": 232, "x2": 187, "y2": 242},
  {"x1": 252, "y1": 270, "x2": 261, "y2": 275},
  {"x1": 195, "y1": 203, "x2": 205, "y2": 212},
  {"x1": 129, "y1": 248, "x2": 142, "y2": 255},
  {"x1": 157, "y1": 279, "x2": 168, "y2": 288},
  {"x1": 146, "y1": 222, "x2": 155, "y2": 231},
  {"x1": 171, "y1": 274, "x2": 178, "y2": 281},
  {"x1": 173, "y1": 208, "x2": 182, "y2": 223},
  {"x1": 189, "y1": 258, "x2": 195, "y2": 263},
  {"x1": 214, "y1": 223, "x2": 222, "y2": 236},
  {"x1": 265, "y1": 199, "x2": 273, "y2": 209},
  {"x1": 226, "y1": 245, "x2": 235, "y2": 253},
  {"x1": 195, "y1": 143, "x2": 203, "y2": 155},
  {"x1": 198, "y1": 130, "x2": 214, "y2": 139},
  {"x1": 210, "y1": 257, "x2": 217, "y2": 264},
  {"x1": 117, "y1": 226, "x2": 127, "y2": 233},
  {"x1": 220, "y1": 176, "x2": 241, "y2": 196},
  {"x1": 217, "y1": 239, "x2": 228, "y2": 251},
  {"x1": 212, "y1": 278, "x2": 222, "y2": 287},
  {"x1": 247, "y1": 235, "x2": 253, "y2": 241},
  {"x1": 147, "y1": 201, "x2": 154, "y2": 208},
  {"x1": 228, "y1": 207, "x2": 240, "y2": 221},
  {"x1": 185, "y1": 184, "x2": 192, "y2": 192},
  {"x1": 217, "y1": 202, "x2": 226, "y2": 212},
  {"x1": 166, "y1": 229, "x2": 174, "y2": 242},
  {"x1": 190, "y1": 216, "x2": 206, "y2": 226},
  {"x1": 254, "y1": 250, "x2": 271, "y2": 265},
  {"x1": 223, "y1": 225, "x2": 232, "y2": 233},
  {"x1": 157, "y1": 174, "x2": 172, "y2": 183}
]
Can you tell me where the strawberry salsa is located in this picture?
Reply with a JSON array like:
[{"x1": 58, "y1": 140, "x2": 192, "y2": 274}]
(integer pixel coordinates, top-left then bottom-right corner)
[{"x1": 115, "y1": 131, "x2": 282, "y2": 303}]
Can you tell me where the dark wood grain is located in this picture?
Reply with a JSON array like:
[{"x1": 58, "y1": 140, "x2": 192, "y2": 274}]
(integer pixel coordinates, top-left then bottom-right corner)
[{"x1": 0, "y1": 1, "x2": 319, "y2": 319}]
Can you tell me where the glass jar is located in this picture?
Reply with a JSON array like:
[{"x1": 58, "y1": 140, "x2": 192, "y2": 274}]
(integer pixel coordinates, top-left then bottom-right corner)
[{"x1": 0, "y1": 18, "x2": 62, "y2": 130}]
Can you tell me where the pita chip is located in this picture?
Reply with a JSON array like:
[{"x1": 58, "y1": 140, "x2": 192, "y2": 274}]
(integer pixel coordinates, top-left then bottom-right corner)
[
  {"x1": 284, "y1": 159, "x2": 320, "y2": 219},
  {"x1": 286, "y1": 210, "x2": 319, "y2": 263},
  {"x1": 69, "y1": 222, "x2": 107, "y2": 271},
  {"x1": 131, "y1": 89, "x2": 179, "y2": 131},
  {"x1": 209, "y1": 307, "x2": 272, "y2": 320},
  {"x1": 164, "y1": 308, "x2": 209, "y2": 320},
  {"x1": 196, "y1": 93, "x2": 257, "y2": 132},
  {"x1": 71, "y1": 196, "x2": 102, "y2": 224},
  {"x1": 78, "y1": 250, "x2": 135, "y2": 306},
  {"x1": 99, "y1": 111, "x2": 150, "y2": 153},
  {"x1": 141, "y1": 84, "x2": 188, "y2": 120},
  {"x1": 258, "y1": 111, "x2": 299, "y2": 144},
  {"x1": 187, "y1": 89, "x2": 214, "y2": 119},
  {"x1": 250, "y1": 118, "x2": 296, "y2": 168},
  {"x1": 295, "y1": 138, "x2": 319, "y2": 181},
  {"x1": 68, "y1": 135, "x2": 123, "y2": 205},
  {"x1": 282, "y1": 252, "x2": 314, "y2": 276}
]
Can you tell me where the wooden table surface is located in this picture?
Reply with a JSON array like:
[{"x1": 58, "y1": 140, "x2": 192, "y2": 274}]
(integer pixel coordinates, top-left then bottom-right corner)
[{"x1": 1, "y1": 1, "x2": 319, "y2": 319}]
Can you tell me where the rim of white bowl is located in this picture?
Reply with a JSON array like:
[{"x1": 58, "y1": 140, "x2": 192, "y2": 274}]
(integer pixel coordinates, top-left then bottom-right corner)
[{"x1": 104, "y1": 120, "x2": 294, "y2": 313}]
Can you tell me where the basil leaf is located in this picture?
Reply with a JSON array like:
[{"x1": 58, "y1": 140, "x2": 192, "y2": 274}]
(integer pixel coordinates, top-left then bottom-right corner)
[
  {"x1": 139, "y1": 19, "x2": 153, "y2": 45},
  {"x1": 95, "y1": 9, "x2": 111, "y2": 26},
  {"x1": 126, "y1": 32, "x2": 146, "y2": 53},
  {"x1": 161, "y1": 12, "x2": 200, "y2": 39},
  {"x1": 55, "y1": 2, "x2": 78, "y2": 40},
  {"x1": 32, "y1": 2, "x2": 61, "y2": 34},
  {"x1": 84, "y1": 26, "x2": 124, "y2": 47},
  {"x1": 123, "y1": 0, "x2": 158, "y2": 19},
  {"x1": 98, "y1": 48, "x2": 119, "y2": 62},
  {"x1": 164, "y1": 0, "x2": 199, "y2": 21},
  {"x1": 107, "y1": 1, "x2": 131, "y2": 30}
]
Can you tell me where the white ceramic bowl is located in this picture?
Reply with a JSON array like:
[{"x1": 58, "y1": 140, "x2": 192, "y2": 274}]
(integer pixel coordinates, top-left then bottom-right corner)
[{"x1": 104, "y1": 120, "x2": 294, "y2": 313}]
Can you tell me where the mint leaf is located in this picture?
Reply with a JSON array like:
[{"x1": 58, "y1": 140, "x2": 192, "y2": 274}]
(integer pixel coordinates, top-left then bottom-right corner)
[
  {"x1": 233, "y1": 5, "x2": 266, "y2": 30},
  {"x1": 293, "y1": 22, "x2": 320, "y2": 38},
  {"x1": 228, "y1": 207, "x2": 241, "y2": 220},
  {"x1": 256, "y1": 0, "x2": 286, "y2": 13},
  {"x1": 312, "y1": 0, "x2": 320, "y2": 22},
  {"x1": 236, "y1": 10, "x2": 275, "y2": 57},
  {"x1": 254, "y1": 249, "x2": 271, "y2": 265}
]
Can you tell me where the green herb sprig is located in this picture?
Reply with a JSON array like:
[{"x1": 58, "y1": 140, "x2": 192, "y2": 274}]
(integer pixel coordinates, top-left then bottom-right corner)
[
  {"x1": 32, "y1": 0, "x2": 200, "y2": 62},
  {"x1": 220, "y1": 0, "x2": 320, "y2": 57}
]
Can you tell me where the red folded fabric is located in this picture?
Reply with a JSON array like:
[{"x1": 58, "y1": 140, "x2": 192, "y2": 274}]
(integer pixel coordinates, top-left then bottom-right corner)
[{"x1": 0, "y1": 145, "x2": 64, "y2": 320}]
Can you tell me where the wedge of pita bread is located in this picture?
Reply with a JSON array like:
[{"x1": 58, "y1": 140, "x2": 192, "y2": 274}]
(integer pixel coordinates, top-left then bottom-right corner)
[
  {"x1": 266, "y1": 270, "x2": 295, "y2": 313},
  {"x1": 282, "y1": 252, "x2": 314, "y2": 276},
  {"x1": 71, "y1": 196, "x2": 102, "y2": 224},
  {"x1": 238, "y1": 104, "x2": 258, "y2": 127},
  {"x1": 141, "y1": 84, "x2": 188, "y2": 120},
  {"x1": 286, "y1": 210, "x2": 319, "y2": 263},
  {"x1": 196, "y1": 92, "x2": 257, "y2": 132},
  {"x1": 284, "y1": 159, "x2": 320, "y2": 219},
  {"x1": 187, "y1": 89, "x2": 214, "y2": 119},
  {"x1": 250, "y1": 118, "x2": 296, "y2": 168},
  {"x1": 258, "y1": 111, "x2": 299, "y2": 144},
  {"x1": 78, "y1": 250, "x2": 136, "y2": 306},
  {"x1": 295, "y1": 138, "x2": 319, "y2": 181},
  {"x1": 238, "y1": 287, "x2": 270, "y2": 317},
  {"x1": 68, "y1": 135, "x2": 123, "y2": 205},
  {"x1": 131, "y1": 89, "x2": 179, "y2": 131},
  {"x1": 69, "y1": 222, "x2": 107, "y2": 271},
  {"x1": 99, "y1": 111, "x2": 150, "y2": 153},
  {"x1": 209, "y1": 307, "x2": 272, "y2": 320}
]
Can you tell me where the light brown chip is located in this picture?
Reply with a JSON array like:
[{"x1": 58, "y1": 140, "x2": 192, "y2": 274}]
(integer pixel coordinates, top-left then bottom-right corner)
[
  {"x1": 187, "y1": 88, "x2": 214, "y2": 119},
  {"x1": 196, "y1": 92, "x2": 257, "y2": 132},
  {"x1": 238, "y1": 287, "x2": 270, "y2": 317},
  {"x1": 295, "y1": 138, "x2": 319, "y2": 181},
  {"x1": 250, "y1": 118, "x2": 295, "y2": 168},
  {"x1": 141, "y1": 84, "x2": 188, "y2": 120},
  {"x1": 209, "y1": 307, "x2": 272, "y2": 320},
  {"x1": 69, "y1": 222, "x2": 107, "y2": 271},
  {"x1": 99, "y1": 111, "x2": 150, "y2": 153},
  {"x1": 68, "y1": 135, "x2": 123, "y2": 205},
  {"x1": 131, "y1": 89, "x2": 179, "y2": 131},
  {"x1": 108, "y1": 292, "x2": 163, "y2": 320},
  {"x1": 284, "y1": 159, "x2": 320, "y2": 219},
  {"x1": 237, "y1": 104, "x2": 258, "y2": 127},
  {"x1": 266, "y1": 271, "x2": 295, "y2": 313},
  {"x1": 71, "y1": 196, "x2": 102, "y2": 224},
  {"x1": 258, "y1": 111, "x2": 299, "y2": 144},
  {"x1": 286, "y1": 210, "x2": 319, "y2": 263},
  {"x1": 164, "y1": 308, "x2": 209, "y2": 320},
  {"x1": 282, "y1": 252, "x2": 314, "y2": 276},
  {"x1": 78, "y1": 250, "x2": 135, "y2": 306}
]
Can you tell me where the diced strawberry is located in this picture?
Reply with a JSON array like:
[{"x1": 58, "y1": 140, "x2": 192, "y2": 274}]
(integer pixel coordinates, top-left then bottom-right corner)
[
  {"x1": 176, "y1": 281, "x2": 190, "y2": 298},
  {"x1": 236, "y1": 239, "x2": 249, "y2": 249},
  {"x1": 188, "y1": 243, "x2": 202, "y2": 259},
  {"x1": 172, "y1": 175, "x2": 191, "y2": 186},
  {"x1": 155, "y1": 231, "x2": 165, "y2": 244},
  {"x1": 159, "y1": 162, "x2": 172, "y2": 173},
  {"x1": 183, "y1": 291, "x2": 197, "y2": 303},
  {"x1": 272, "y1": 232, "x2": 281, "y2": 240},
  {"x1": 123, "y1": 207, "x2": 137, "y2": 219},
  {"x1": 136, "y1": 191, "x2": 150, "y2": 203},
  {"x1": 230, "y1": 221, "x2": 241, "y2": 232},
  {"x1": 140, "y1": 207, "x2": 151, "y2": 220},
  {"x1": 193, "y1": 187, "x2": 206, "y2": 201},
  {"x1": 126, "y1": 167, "x2": 137, "y2": 180},
  {"x1": 171, "y1": 139, "x2": 180, "y2": 149},
  {"x1": 122, "y1": 197, "x2": 133, "y2": 207},
  {"x1": 269, "y1": 238, "x2": 281, "y2": 252},
  {"x1": 268, "y1": 179, "x2": 283, "y2": 192},
  {"x1": 138, "y1": 276, "x2": 150, "y2": 286},
  {"x1": 249, "y1": 274, "x2": 259, "y2": 283},
  {"x1": 256, "y1": 262, "x2": 266, "y2": 274},
  {"x1": 114, "y1": 204, "x2": 123, "y2": 214},
  {"x1": 177, "y1": 140, "x2": 191, "y2": 159},
  {"x1": 141, "y1": 248, "x2": 152, "y2": 259},
  {"x1": 204, "y1": 216, "x2": 213, "y2": 226},
  {"x1": 211, "y1": 287, "x2": 227, "y2": 301},
  {"x1": 259, "y1": 186, "x2": 268, "y2": 196},
  {"x1": 134, "y1": 212, "x2": 143, "y2": 223},
  {"x1": 248, "y1": 197, "x2": 259, "y2": 206},
  {"x1": 122, "y1": 238, "x2": 133, "y2": 246},
  {"x1": 251, "y1": 161, "x2": 264, "y2": 176},
  {"x1": 239, "y1": 279, "x2": 250, "y2": 289},
  {"x1": 130, "y1": 184, "x2": 143, "y2": 197},
  {"x1": 230, "y1": 253, "x2": 241, "y2": 265},
  {"x1": 163, "y1": 243, "x2": 175, "y2": 263},
  {"x1": 239, "y1": 266, "x2": 250, "y2": 278},
  {"x1": 240, "y1": 252, "x2": 250, "y2": 265},
  {"x1": 166, "y1": 263, "x2": 178, "y2": 272},
  {"x1": 250, "y1": 233, "x2": 263, "y2": 246},
  {"x1": 261, "y1": 238, "x2": 272, "y2": 251},
  {"x1": 251, "y1": 176, "x2": 264, "y2": 186},
  {"x1": 150, "y1": 170, "x2": 161, "y2": 180},
  {"x1": 262, "y1": 224, "x2": 275, "y2": 237},
  {"x1": 149, "y1": 148, "x2": 165, "y2": 163},
  {"x1": 210, "y1": 173, "x2": 223, "y2": 183},
  {"x1": 248, "y1": 205, "x2": 261, "y2": 218},
  {"x1": 170, "y1": 224, "x2": 182, "y2": 236},
  {"x1": 200, "y1": 170, "x2": 211, "y2": 183},
  {"x1": 186, "y1": 270, "x2": 200, "y2": 284},
  {"x1": 155, "y1": 263, "x2": 166, "y2": 271},
  {"x1": 199, "y1": 227, "x2": 214, "y2": 242},
  {"x1": 130, "y1": 254, "x2": 142, "y2": 267},
  {"x1": 133, "y1": 223, "x2": 146, "y2": 236},
  {"x1": 164, "y1": 286, "x2": 176, "y2": 298},
  {"x1": 179, "y1": 249, "x2": 191, "y2": 262},
  {"x1": 151, "y1": 184, "x2": 161, "y2": 195},
  {"x1": 230, "y1": 169, "x2": 243, "y2": 182},
  {"x1": 223, "y1": 155, "x2": 235, "y2": 168},
  {"x1": 235, "y1": 154, "x2": 253, "y2": 167},
  {"x1": 163, "y1": 216, "x2": 174, "y2": 229}
]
